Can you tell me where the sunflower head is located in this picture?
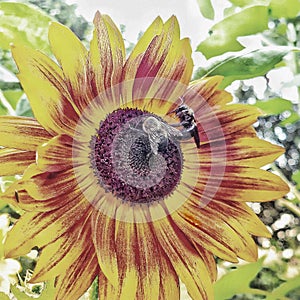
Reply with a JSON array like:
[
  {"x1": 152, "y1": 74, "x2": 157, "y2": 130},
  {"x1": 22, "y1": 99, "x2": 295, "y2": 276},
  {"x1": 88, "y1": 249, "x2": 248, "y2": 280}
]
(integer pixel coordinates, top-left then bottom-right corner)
[{"x1": 0, "y1": 11, "x2": 289, "y2": 300}]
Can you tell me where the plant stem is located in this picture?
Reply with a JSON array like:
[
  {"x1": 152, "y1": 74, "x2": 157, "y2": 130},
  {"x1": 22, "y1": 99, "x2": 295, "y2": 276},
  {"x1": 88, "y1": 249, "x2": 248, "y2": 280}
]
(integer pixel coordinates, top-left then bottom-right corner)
[
  {"x1": 277, "y1": 198, "x2": 300, "y2": 217},
  {"x1": 272, "y1": 164, "x2": 300, "y2": 201},
  {"x1": 271, "y1": 164, "x2": 300, "y2": 216}
]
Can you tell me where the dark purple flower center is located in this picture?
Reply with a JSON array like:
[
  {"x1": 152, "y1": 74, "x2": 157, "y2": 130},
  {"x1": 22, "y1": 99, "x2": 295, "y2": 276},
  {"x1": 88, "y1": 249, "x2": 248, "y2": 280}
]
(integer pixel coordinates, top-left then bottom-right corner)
[{"x1": 89, "y1": 108, "x2": 183, "y2": 204}]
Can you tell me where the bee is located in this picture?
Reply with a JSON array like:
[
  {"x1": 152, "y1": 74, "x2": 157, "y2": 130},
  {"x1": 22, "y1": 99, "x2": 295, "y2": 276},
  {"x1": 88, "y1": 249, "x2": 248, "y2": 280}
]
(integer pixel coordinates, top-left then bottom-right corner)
[
  {"x1": 141, "y1": 116, "x2": 183, "y2": 155},
  {"x1": 127, "y1": 97, "x2": 200, "y2": 157},
  {"x1": 168, "y1": 97, "x2": 200, "y2": 148}
]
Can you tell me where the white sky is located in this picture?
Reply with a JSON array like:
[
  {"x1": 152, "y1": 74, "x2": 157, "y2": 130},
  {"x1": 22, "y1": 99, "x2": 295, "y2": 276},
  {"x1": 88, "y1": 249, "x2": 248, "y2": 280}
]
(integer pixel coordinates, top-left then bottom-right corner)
[
  {"x1": 65, "y1": 0, "x2": 229, "y2": 52},
  {"x1": 64, "y1": 0, "x2": 297, "y2": 100}
]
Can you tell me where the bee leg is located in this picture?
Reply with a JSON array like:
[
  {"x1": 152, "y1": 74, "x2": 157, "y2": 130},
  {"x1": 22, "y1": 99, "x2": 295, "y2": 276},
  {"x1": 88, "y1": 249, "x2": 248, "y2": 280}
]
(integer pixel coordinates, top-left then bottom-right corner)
[
  {"x1": 128, "y1": 124, "x2": 140, "y2": 132},
  {"x1": 178, "y1": 129, "x2": 193, "y2": 140},
  {"x1": 169, "y1": 122, "x2": 182, "y2": 128},
  {"x1": 177, "y1": 128, "x2": 201, "y2": 148},
  {"x1": 190, "y1": 128, "x2": 201, "y2": 148}
]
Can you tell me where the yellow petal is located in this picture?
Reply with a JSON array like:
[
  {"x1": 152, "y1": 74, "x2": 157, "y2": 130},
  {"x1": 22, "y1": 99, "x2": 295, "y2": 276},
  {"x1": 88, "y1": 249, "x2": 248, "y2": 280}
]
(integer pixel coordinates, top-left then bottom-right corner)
[
  {"x1": 193, "y1": 243, "x2": 217, "y2": 282},
  {"x1": 0, "y1": 116, "x2": 51, "y2": 150},
  {"x1": 30, "y1": 216, "x2": 92, "y2": 282},
  {"x1": 0, "y1": 148, "x2": 35, "y2": 176},
  {"x1": 200, "y1": 137, "x2": 285, "y2": 168},
  {"x1": 123, "y1": 16, "x2": 192, "y2": 106},
  {"x1": 176, "y1": 204, "x2": 244, "y2": 262},
  {"x1": 13, "y1": 186, "x2": 84, "y2": 212},
  {"x1": 5, "y1": 188, "x2": 40, "y2": 212},
  {"x1": 55, "y1": 247, "x2": 98, "y2": 300},
  {"x1": 0, "y1": 184, "x2": 19, "y2": 207},
  {"x1": 4, "y1": 197, "x2": 90, "y2": 258},
  {"x1": 89, "y1": 12, "x2": 125, "y2": 107},
  {"x1": 186, "y1": 76, "x2": 231, "y2": 108},
  {"x1": 196, "y1": 166, "x2": 289, "y2": 202},
  {"x1": 196, "y1": 203, "x2": 258, "y2": 261},
  {"x1": 212, "y1": 200, "x2": 271, "y2": 238},
  {"x1": 98, "y1": 272, "x2": 119, "y2": 300},
  {"x1": 157, "y1": 246, "x2": 180, "y2": 300},
  {"x1": 151, "y1": 206, "x2": 214, "y2": 300},
  {"x1": 21, "y1": 168, "x2": 78, "y2": 200},
  {"x1": 197, "y1": 104, "x2": 262, "y2": 143},
  {"x1": 129, "y1": 16, "x2": 163, "y2": 60},
  {"x1": 224, "y1": 217, "x2": 258, "y2": 261},
  {"x1": 11, "y1": 44, "x2": 79, "y2": 135},
  {"x1": 94, "y1": 208, "x2": 175, "y2": 299},
  {"x1": 114, "y1": 208, "x2": 138, "y2": 300},
  {"x1": 37, "y1": 134, "x2": 73, "y2": 172},
  {"x1": 92, "y1": 208, "x2": 119, "y2": 288},
  {"x1": 48, "y1": 22, "x2": 90, "y2": 112},
  {"x1": 135, "y1": 220, "x2": 160, "y2": 300},
  {"x1": 153, "y1": 37, "x2": 193, "y2": 102}
]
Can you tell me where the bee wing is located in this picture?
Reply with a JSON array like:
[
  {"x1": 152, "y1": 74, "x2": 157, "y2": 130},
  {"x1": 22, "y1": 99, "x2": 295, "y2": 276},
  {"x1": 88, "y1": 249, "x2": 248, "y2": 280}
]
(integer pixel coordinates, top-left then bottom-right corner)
[{"x1": 162, "y1": 123, "x2": 183, "y2": 138}]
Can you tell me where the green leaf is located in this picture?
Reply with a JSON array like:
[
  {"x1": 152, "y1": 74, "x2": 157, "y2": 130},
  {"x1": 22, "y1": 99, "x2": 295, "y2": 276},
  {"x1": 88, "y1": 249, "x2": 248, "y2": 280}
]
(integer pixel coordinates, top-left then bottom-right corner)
[
  {"x1": 0, "y1": 292, "x2": 10, "y2": 300},
  {"x1": 15, "y1": 96, "x2": 33, "y2": 117},
  {"x1": 0, "y1": 82, "x2": 21, "y2": 91},
  {"x1": 0, "y1": 99, "x2": 8, "y2": 115},
  {"x1": 0, "y1": 90, "x2": 14, "y2": 115},
  {"x1": 0, "y1": 198, "x2": 9, "y2": 210},
  {"x1": 265, "y1": 276, "x2": 300, "y2": 300},
  {"x1": 0, "y1": 2, "x2": 53, "y2": 53},
  {"x1": 254, "y1": 98, "x2": 293, "y2": 115},
  {"x1": 10, "y1": 279, "x2": 56, "y2": 300},
  {"x1": 194, "y1": 46, "x2": 293, "y2": 88},
  {"x1": 37, "y1": 279, "x2": 56, "y2": 300},
  {"x1": 292, "y1": 170, "x2": 300, "y2": 190},
  {"x1": 269, "y1": 0, "x2": 300, "y2": 19},
  {"x1": 89, "y1": 277, "x2": 99, "y2": 300},
  {"x1": 197, "y1": 6, "x2": 268, "y2": 59},
  {"x1": 10, "y1": 286, "x2": 33, "y2": 300},
  {"x1": 197, "y1": 0, "x2": 215, "y2": 20},
  {"x1": 214, "y1": 256, "x2": 265, "y2": 300},
  {"x1": 3, "y1": 90, "x2": 23, "y2": 110}
]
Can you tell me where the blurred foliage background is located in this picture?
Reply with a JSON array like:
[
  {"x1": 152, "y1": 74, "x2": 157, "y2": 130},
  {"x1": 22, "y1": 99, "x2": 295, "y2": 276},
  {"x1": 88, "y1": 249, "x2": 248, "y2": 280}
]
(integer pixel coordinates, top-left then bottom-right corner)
[{"x1": 0, "y1": 0, "x2": 299, "y2": 299}]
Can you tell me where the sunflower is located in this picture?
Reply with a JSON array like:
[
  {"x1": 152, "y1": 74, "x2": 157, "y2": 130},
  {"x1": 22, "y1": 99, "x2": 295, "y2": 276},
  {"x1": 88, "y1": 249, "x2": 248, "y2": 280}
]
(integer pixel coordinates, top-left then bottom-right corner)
[{"x1": 0, "y1": 12, "x2": 289, "y2": 300}]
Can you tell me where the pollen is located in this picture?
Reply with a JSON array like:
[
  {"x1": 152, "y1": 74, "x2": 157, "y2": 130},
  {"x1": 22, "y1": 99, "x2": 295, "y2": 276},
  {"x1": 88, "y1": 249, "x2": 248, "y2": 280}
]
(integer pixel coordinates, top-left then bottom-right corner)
[{"x1": 89, "y1": 108, "x2": 183, "y2": 204}]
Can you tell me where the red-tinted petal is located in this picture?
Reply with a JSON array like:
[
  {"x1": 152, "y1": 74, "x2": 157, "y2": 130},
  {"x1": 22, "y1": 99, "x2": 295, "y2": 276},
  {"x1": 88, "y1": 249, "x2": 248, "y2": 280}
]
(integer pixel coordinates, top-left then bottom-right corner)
[
  {"x1": 37, "y1": 134, "x2": 73, "y2": 172},
  {"x1": 0, "y1": 116, "x2": 52, "y2": 150},
  {"x1": 11, "y1": 44, "x2": 79, "y2": 135},
  {"x1": 0, "y1": 148, "x2": 35, "y2": 176}
]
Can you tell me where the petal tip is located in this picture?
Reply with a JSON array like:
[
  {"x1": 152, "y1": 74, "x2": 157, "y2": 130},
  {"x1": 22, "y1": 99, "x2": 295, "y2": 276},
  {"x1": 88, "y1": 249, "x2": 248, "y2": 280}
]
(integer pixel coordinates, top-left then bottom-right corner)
[
  {"x1": 155, "y1": 15, "x2": 163, "y2": 24},
  {"x1": 93, "y1": 10, "x2": 102, "y2": 23},
  {"x1": 49, "y1": 21, "x2": 60, "y2": 31},
  {"x1": 48, "y1": 21, "x2": 69, "y2": 41},
  {"x1": 282, "y1": 182, "x2": 290, "y2": 194},
  {"x1": 169, "y1": 14, "x2": 178, "y2": 21},
  {"x1": 273, "y1": 144, "x2": 286, "y2": 156},
  {"x1": 208, "y1": 75, "x2": 225, "y2": 88}
]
